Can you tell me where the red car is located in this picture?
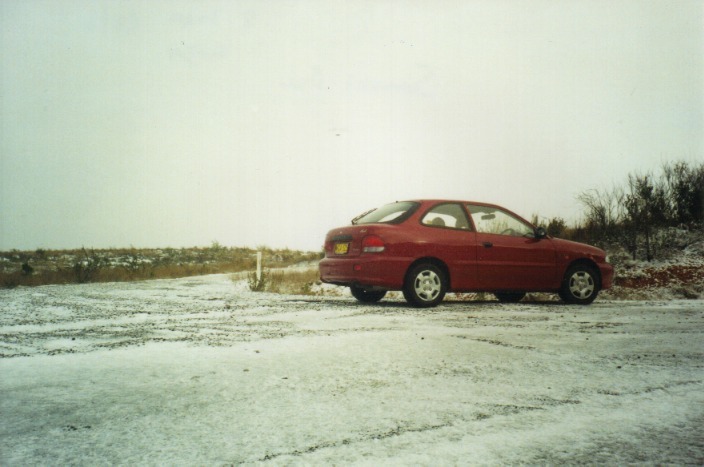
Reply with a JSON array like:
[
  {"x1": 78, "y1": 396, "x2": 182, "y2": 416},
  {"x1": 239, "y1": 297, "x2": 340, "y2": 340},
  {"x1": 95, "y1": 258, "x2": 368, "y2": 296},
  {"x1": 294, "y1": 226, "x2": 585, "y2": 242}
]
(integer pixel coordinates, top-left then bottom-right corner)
[{"x1": 320, "y1": 200, "x2": 613, "y2": 307}]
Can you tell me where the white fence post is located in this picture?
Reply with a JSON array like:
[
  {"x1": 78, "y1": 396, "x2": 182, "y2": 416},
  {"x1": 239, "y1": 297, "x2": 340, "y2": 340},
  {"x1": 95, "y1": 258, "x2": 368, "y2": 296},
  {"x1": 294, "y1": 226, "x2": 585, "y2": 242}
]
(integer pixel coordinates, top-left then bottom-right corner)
[{"x1": 256, "y1": 251, "x2": 262, "y2": 283}]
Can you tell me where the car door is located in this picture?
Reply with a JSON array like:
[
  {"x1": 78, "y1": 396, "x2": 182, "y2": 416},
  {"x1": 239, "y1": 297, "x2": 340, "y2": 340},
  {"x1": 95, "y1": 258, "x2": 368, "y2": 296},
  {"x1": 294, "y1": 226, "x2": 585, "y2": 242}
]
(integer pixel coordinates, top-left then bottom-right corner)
[
  {"x1": 467, "y1": 204, "x2": 557, "y2": 291},
  {"x1": 418, "y1": 203, "x2": 477, "y2": 290}
]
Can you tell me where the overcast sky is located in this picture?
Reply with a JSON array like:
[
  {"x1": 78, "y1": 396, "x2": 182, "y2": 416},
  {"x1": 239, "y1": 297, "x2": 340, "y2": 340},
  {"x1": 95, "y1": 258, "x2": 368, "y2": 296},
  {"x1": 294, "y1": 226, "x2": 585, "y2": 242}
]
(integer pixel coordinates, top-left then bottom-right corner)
[{"x1": 1, "y1": 0, "x2": 702, "y2": 252}]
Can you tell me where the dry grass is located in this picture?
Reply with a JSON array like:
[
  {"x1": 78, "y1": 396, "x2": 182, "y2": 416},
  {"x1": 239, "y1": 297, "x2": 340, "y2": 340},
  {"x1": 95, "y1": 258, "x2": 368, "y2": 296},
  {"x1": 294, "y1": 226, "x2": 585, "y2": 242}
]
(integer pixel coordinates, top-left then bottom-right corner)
[
  {"x1": 242, "y1": 267, "x2": 321, "y2": 295},
  {"x1": 1, "y1": 246, "x2": 322, "y2": 288}
]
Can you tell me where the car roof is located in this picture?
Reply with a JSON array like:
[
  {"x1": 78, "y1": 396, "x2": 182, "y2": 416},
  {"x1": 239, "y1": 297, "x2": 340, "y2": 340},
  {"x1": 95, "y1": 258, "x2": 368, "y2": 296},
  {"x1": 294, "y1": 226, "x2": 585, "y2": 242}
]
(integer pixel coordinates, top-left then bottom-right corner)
[{"x1": 404, "y1": 199, "x2": 500, "y2": 207}]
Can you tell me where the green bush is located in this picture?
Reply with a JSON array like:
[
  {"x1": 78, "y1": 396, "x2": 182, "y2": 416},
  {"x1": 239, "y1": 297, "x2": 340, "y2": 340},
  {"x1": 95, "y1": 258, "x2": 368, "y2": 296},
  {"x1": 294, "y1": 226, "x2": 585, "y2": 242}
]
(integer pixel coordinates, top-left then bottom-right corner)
[{"x1": 247, "y1": 269, "x2": 268, "y2": 292}]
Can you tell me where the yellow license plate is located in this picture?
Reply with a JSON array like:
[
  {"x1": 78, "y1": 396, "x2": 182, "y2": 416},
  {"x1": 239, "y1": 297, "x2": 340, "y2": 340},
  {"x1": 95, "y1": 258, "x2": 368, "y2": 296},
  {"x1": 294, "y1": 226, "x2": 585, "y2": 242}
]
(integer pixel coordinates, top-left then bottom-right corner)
[{"x1": 334, "y1": 243, "x2": 350, "y2": 255}]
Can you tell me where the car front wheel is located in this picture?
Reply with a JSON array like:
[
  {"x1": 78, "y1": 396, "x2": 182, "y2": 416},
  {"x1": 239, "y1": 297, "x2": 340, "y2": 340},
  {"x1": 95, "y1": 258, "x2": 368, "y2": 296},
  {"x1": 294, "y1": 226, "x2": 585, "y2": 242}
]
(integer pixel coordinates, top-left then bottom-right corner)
[
  {"x1": 350, "y1": 285, "x2": 387, "y2": 303},
  {"x1": 403, "y1": 263, "x2": 447, "y2": 308},
  {"x1": 560, "y1": 264, "x2": 599, "y2": 305}
]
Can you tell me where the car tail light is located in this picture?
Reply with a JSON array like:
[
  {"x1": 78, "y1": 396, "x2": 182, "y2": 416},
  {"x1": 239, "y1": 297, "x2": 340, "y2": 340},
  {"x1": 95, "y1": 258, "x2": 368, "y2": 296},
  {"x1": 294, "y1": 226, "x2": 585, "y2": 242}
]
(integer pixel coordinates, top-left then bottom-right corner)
[{"x1": 362, "y1": 235, "x2": 385, "y2": 253}]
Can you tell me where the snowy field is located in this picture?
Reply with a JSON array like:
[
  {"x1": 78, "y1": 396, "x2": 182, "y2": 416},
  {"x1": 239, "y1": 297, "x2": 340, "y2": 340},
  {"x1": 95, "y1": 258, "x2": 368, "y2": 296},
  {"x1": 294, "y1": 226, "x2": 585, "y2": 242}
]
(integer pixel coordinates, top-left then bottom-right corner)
[{"x1": 1, "y1": 274, "x2": 703, "y2": 465}]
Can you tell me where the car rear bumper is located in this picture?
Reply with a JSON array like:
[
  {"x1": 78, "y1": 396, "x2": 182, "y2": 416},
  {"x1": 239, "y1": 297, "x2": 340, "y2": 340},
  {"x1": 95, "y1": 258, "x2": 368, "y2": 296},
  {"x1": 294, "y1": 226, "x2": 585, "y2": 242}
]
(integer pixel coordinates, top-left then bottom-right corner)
[{"x1": 319, "y1": 256, "x2": 409, "y2": 290}]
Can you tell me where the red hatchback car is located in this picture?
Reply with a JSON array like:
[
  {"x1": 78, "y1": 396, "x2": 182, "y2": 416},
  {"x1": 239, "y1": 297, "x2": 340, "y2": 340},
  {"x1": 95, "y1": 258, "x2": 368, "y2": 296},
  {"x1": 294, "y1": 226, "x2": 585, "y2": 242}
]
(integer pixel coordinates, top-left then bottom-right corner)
[{"x1": 320, "y1": 200, "x2": 613, "y2": 307}]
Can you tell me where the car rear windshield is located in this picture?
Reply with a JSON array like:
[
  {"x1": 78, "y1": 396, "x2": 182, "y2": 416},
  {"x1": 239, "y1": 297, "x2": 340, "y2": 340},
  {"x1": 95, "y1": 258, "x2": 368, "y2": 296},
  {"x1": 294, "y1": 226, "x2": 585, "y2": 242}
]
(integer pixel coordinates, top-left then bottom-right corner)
[{"x1": 353, "y1": 201, "x2": 419, "y2": 225}]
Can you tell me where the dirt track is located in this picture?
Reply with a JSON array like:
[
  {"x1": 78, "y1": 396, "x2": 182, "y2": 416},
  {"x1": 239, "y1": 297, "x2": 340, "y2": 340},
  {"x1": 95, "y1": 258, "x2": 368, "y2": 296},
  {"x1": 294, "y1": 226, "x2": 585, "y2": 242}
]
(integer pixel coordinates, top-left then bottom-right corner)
[{"x1": 1, "y1": 274, "x2": 703, "y2": 464}]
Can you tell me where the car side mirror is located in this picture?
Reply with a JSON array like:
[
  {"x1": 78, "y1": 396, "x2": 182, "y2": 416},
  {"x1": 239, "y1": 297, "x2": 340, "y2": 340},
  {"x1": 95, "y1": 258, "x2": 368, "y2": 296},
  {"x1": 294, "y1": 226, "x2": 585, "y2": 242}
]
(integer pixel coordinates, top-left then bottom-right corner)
[{"x1": 534, "y1": 227, "x2": 547, "y2": 239}]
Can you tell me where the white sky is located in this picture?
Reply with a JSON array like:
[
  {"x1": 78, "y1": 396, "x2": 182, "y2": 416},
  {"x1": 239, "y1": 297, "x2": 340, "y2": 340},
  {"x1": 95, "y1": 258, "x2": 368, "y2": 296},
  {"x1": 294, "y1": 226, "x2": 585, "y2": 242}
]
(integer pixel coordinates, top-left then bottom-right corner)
[{"x1": 1, "y1": 0, "x2": 702, "y2": 252}]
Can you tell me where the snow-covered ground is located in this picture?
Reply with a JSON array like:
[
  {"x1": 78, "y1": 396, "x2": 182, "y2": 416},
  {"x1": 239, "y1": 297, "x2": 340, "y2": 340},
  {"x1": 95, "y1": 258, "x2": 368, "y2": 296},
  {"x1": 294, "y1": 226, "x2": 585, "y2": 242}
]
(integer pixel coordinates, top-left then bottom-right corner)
[{"x1": 1, "y1": 274, "x2": 703, "y2": 465}]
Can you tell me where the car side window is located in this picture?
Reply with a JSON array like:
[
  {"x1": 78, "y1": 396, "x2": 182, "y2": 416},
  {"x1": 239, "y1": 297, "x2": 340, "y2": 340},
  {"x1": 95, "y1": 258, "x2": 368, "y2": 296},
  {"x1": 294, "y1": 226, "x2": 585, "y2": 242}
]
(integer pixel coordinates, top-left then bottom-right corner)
[
  {"x1": 466, "y1": 205, "x2": 534, "y2": 237},
  {"x1": 421, "y1": 203, "x2": 472, "y2": 230}
]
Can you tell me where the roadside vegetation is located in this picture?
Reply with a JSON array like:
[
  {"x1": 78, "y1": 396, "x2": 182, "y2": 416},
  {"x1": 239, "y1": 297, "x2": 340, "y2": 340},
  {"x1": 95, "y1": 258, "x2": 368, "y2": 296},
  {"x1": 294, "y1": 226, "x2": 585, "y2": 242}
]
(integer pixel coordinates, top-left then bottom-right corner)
[{"x1": 1, "y1": 243, "x2": 321, "y2": 289}]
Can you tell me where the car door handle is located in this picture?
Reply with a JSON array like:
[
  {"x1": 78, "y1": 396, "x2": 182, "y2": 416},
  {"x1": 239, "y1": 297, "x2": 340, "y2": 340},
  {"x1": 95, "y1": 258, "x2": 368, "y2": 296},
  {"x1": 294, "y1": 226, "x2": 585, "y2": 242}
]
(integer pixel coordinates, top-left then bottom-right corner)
[{"x1": 483, "y1": 242, "x2": 493, "y2": 248}]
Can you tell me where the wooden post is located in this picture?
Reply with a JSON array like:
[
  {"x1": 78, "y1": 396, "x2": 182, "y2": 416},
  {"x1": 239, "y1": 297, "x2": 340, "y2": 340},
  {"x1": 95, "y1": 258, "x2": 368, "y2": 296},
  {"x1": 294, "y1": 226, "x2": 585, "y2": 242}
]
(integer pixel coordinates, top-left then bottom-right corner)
[{"x1": 256, "y1": 251, "x2": 262, "y2": 283}]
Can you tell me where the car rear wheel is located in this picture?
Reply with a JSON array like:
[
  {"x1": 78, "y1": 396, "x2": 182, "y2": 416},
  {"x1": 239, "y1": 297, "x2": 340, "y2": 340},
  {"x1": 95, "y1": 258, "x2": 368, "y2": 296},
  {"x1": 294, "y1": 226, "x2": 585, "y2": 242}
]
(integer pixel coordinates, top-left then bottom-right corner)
[
  {"x1": 494, "y1": 292, "x2": 526, "y2": 303},
  {"x1": 403, "y1": 263, "x2": 447, "y2": 308},
  {"x1": 350, "y1": 285, "x2": 386, "y2": 303},
  {"x1": 560, "y1": 264, "x2": 599, "y2": 305}
]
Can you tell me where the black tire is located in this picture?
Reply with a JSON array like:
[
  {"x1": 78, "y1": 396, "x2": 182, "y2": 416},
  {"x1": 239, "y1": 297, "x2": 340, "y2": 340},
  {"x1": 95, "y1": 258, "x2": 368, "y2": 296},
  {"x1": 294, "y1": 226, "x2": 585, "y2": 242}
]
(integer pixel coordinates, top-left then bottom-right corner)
[
  {"x1": 403, "y1": 263, "x2": 447, "y2": 308},
  {"x1": 557, "y1": 290, "x2": 571, "y2": 303},
  {"x1": 494, "y1": 292, "x2": 526, "y2": 303},
  {"x1": 560, "y1": 264, "x2": 599, "y2": 305},
  {"x1": 350, "y1": 285, "x2": 386, "y2": 303}
]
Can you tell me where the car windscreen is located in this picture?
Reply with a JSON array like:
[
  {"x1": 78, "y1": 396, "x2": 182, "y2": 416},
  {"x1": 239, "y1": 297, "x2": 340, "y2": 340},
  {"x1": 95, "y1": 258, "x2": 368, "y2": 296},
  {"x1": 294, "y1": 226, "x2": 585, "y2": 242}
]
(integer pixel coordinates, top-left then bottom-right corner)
[{"x1": 353, "y1": 202, "x2": 419, "y2": 225}]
